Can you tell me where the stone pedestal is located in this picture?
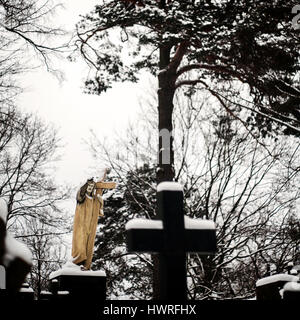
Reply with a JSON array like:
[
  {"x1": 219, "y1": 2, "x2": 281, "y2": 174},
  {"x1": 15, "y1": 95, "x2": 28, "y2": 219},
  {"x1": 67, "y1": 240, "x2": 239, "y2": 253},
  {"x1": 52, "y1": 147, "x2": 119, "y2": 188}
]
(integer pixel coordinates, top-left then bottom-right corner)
[
  {"x1": 256, "y1": 274, "x2": 299, "y2": 300},
  {"x1": 0, "y1": 281, "x2": 34, "y2": 300},
  {"x1": 17, "y1": 282, "x2": 34, "y2": 300},
  {"x1": 49, "y1": 268, "x2": 106, "y2": 301}
]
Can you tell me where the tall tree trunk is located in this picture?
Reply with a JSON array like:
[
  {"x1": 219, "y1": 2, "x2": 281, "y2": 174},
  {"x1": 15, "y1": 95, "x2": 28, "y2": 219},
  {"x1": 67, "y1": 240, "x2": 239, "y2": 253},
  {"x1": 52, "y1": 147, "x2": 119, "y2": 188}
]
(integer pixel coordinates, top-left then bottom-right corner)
[
  {"x1": 153, "y1": 44, "x2": 176, "y2": 299},
  {"x1": 157, "y1": 44, "x2": 176, "y2": 183}
]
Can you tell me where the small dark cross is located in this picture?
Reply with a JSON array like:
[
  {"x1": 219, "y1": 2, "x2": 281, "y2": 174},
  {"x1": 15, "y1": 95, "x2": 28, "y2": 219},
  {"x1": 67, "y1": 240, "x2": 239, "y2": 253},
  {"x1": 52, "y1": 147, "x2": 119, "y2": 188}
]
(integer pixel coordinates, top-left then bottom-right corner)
[{"x1": 126, "y1": 182, "x2": 217, "y2": 300}]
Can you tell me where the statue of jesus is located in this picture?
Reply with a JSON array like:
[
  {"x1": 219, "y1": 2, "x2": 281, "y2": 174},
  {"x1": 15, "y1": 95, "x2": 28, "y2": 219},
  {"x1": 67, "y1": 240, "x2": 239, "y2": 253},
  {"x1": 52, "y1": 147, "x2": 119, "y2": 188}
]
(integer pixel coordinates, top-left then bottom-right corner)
[{"x1": 71, "y1": 169, "x2": 116, "y2": 270}]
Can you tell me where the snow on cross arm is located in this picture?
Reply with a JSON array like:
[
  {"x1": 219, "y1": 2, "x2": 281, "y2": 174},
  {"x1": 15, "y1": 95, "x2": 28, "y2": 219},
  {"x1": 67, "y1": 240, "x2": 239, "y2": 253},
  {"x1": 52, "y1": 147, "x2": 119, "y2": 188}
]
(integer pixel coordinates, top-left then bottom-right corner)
[
  {"x1": 157, "y1": 181, "x2": 183, "y2": 192},
  {"x1": 184, "y1": 216, "x2": 215, "y2": 230},
  {"x1": 125, "y1": 216, "x2": 215, "y2": 230},
  {"x1": 125, "y1": 218, "x2": 163, "y2": 230}
]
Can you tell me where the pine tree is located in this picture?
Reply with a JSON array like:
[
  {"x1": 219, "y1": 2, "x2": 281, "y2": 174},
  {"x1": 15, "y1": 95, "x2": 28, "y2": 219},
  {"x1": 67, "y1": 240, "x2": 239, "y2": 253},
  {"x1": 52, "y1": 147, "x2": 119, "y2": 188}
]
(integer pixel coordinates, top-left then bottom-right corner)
[{"x1": 75, "y1": 0, "x2": 300, "y2": 183}]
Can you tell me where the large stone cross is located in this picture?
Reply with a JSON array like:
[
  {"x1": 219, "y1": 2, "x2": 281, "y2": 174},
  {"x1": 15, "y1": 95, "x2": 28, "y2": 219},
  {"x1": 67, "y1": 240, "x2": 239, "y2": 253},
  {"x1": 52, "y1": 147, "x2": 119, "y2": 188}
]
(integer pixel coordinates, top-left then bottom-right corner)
[{"x1": 126, "y1": 182, "x2": 217, "y2": 300}]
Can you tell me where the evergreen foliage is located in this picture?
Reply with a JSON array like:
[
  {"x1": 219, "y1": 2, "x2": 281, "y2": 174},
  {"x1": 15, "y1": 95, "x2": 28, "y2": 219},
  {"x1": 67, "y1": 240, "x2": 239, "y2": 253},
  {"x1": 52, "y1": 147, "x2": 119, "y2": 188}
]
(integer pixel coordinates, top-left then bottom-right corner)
[{"x1": 76, "y1": 0, "x2": 300, "y2": 136}]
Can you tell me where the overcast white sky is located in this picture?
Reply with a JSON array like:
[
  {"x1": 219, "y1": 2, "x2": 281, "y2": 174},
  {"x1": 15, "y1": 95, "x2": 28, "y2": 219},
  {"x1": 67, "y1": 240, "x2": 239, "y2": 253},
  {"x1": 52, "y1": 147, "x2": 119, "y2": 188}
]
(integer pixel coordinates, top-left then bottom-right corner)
[{"x1": 19, "y1": 0, "x2": 145, "y2": 189}]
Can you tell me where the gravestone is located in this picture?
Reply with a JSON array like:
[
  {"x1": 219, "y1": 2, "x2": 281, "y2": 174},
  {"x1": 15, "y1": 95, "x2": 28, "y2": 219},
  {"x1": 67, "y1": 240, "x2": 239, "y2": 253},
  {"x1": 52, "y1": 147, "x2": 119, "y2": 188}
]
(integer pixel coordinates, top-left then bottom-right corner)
[
  {"x1": 40, "y1": 288, "x2": 71, "y2": 301},
  {"x1": 283, "y1": 281, "x2": 300, "y2": 300},
  {"x1": 40, "y1": 290, "x2": 54, "y2": 300},
  {"x1": 49, "y1": 265, "x2": 106, "y2": 301},
  {"x1": 256, "y1": 274, "x2": 299, "y2": 300},
  {"x1": 126, "y1": 182, "x2": 217, "y2": 300},
  {"x1": 17, "y1": 282, "x2": 34, "y2": 301},
  {"x1": 0, "y1": 198, "x2": 32, "y2": 294}
]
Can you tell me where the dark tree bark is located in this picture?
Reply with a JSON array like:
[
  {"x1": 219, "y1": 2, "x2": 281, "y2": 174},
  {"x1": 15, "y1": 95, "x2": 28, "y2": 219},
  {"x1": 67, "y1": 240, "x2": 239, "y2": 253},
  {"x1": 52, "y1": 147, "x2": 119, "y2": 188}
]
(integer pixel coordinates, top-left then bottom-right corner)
[
  {"x1": 157, "y1": 44, "x2": 175, "y2": 183},
  {"x1": 157, "y1": 39, "x2": 189, "y2": 183}
]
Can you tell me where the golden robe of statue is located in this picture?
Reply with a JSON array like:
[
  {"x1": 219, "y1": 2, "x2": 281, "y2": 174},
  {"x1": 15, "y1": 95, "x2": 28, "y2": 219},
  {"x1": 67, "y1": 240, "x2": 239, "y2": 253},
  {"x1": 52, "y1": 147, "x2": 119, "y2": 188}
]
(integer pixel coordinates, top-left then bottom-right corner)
[
  {"x1": 71, "y1": 180, "x2": 103, "y2": 270},
  {"x1": 71, "y1": 176, "x2": 116, "y2": 270}
]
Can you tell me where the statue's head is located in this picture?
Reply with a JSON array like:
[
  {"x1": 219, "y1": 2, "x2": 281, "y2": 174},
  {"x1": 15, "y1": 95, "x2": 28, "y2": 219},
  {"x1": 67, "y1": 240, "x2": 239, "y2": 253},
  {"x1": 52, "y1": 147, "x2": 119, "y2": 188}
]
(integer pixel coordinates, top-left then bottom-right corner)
[{"x1": 86, "y1": 179, "x2": 95, "y2": 195}]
